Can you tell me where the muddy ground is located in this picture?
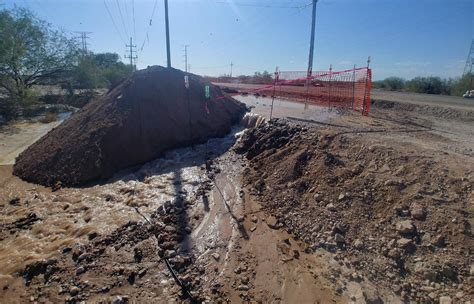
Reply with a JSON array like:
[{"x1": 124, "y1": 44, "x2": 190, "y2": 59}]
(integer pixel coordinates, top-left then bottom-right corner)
[{"x1": 0, "y1": 91, "x2": 473, "y2": 303}]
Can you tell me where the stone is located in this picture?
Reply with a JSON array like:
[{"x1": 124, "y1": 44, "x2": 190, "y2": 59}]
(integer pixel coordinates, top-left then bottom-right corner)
[
  {"x1": 211, "y1": 253, "x2": 220, "y2": 261},
  {"x1": 396, "y1": 220, "x2": 416, "y2": 235},
  {"x1": 251, "y1": 215, "x2": 258, "y2": 223},
  {"x1": 326, "y1": 203, "x2": 337, "y2": 212},
  {"x1": 250, "y1": 226, "x2": 257, "y2": 232},
  {"x1": 439, "y1": 296, "x2": 452, "y2": 304},
  {"x1": 397, "y1": 238, "x2": 413, "y2": 248},
  {"x1": 69, "y1": 286, "x2": 81, "y2": 296},
  {"x1": 87, "y1": 231, "x2": 98, "y2": 240},
  {"x1": 111, "y1": 295, "x2": 129, "y2": 304},
  {"x1": 338, "y1": 193, "x2": 345, "y2": 201},
  {"x1": 76, "y1": 266, "x2": 86, "y2": 275},
  {"x1": 455, "y1": 291, "x2": 464, "y2": 299},
  {"x1": 241, "y1": 276, "x2": 249, "y2": 284},
  {"x1": 266, "y1": 216, "x2": 278, "y2": 229},
  {"x1": 334, "y1": 233, "x2": 345, "y2": 244},
  {"x1": 237, "y1": 284, "x2": 249, "y2": 291},
  {"x1": 164, "y1": 250, "x2": 176, "y2": 258},
  {"x1": 410, "y1": 203, "x2": 426, "y2": 220},
  {"x1": 353, "y1": 239, "x2": 364, "y2": 250},
  {"x1": 432, "y1": 234, "x2": 445, "y2": 247},
  {"x1": 164, "y1": 225, "x2": 176, "y2": 233}
]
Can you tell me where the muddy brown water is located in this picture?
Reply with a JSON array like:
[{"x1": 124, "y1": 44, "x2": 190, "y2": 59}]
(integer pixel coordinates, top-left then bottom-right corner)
[
  {"x1": 0, "y1": 115, "x2": 253, "y2": 285},
  {"x1": 0, "y1": 104, "x2": 345, "y2": 302}
]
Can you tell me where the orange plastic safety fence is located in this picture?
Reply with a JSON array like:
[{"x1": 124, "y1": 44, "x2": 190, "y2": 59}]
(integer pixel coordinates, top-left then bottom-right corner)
[{"x1": 250, "y1": 67, "x2": 372, "y2": 116}]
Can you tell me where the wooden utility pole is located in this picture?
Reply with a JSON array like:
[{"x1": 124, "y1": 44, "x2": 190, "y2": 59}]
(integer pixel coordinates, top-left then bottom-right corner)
[{"x1": 164, "y1": 0, "x2": 171, "y2": 68}]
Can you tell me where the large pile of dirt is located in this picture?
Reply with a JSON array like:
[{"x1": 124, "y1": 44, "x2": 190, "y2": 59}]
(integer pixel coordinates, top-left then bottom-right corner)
[
  {"x1": 13, "y1": 66, "x2": 246, "y2": 186},
  {"x1": 235, "y1": 120, "x2": 472, "y2": 303}
]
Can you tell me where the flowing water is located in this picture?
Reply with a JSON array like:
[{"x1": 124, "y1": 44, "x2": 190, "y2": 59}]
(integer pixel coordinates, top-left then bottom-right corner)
[{"x1": 0, "y1": 114, "x2": 259, "y2": 283}]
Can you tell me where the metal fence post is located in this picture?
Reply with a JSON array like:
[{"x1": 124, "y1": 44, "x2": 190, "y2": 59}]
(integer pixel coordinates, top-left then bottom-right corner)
[
  {"x1": 270, "y1": 67, "x2": 279, "y2": 120},
  {"x1": 328, "y1": 64, "x2": 332, "y2": 108},
  {"x1": 352, "y1": 64, "x2": 356, "y2": 110},
  {"x1": 363, "y1": 56, "x2": 371, "y2": 115}
]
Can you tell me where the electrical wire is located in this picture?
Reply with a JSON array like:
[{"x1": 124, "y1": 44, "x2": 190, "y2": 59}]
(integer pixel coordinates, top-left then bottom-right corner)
[
  {"x1": 116, "y1": 0, "x2": 130, "y2": 39},
  {"x1": 215, "y1": 0, "x2": 312, "y2": 9},
  {"x1": 123, "y1": 0, "x2": 132, "y2": 39},
  {"x1": 132, "y1": 0, "x2": 137, "y2": 43},
  {"x1": 139, "y1": 0, "x2": 159, "y2": 51},
  {"x1": 104, "y1": 0, "x2": 126, "y2": 44}
]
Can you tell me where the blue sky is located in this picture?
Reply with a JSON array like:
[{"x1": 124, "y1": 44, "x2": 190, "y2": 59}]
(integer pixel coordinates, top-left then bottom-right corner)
[{"x1": 2, "y1": 0, "x2": 473, "y2": 80}]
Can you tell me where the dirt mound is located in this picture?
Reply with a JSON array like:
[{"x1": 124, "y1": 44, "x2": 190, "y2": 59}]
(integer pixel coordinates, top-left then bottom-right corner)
[
  {"x1": 236, "y1": 120, "x2": 472, "y2": 303},
  {"x1": 13, "y1": 66, "x2": 246, "y2": 186},
  {"x1": 372, "y1": 99, "x2": 474, "y2": 121}
]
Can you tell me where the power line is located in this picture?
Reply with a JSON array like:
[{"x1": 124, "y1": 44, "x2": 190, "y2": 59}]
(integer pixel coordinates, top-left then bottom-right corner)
[
  {"x1": 139, "y1": 0, "x2": 159, "y2": 51},
  {"x1": 123, "y1": 0, "x2": 132, "y2": 39},
  {"x1": 104, "y1": 0, "x2": 126, "y2": 44},
  {"x1": 215, "y1": 1, "x2": 312, "y2": 9},
  {"x1": 116, "y1": 0, "x2": 130, "y2": 38},
  {"x1": 132, "y1": 0, "x2": 137, "y2": 43}
]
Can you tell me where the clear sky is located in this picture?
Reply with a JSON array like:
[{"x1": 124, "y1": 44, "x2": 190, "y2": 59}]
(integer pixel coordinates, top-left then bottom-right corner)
[{"x1": 2, "y1": 0, "x2": 473, "y2": 80}]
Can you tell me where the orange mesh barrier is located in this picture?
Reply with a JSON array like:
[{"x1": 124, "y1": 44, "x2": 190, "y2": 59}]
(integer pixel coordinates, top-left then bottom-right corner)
[{"x1": 249, "y1": 67, "x2": 372, "y2": 116}]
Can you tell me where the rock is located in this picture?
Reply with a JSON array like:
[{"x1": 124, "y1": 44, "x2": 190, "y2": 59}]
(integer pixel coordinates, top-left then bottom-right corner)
[
  {"x1": 138, "y1": 269, "x2": 147, "y2": 277},
  {"x1": 455, "y1": 291, "x2": 464, "y2": 299},
  {"x1": 410, "y1": 203, "x2": 426, "y2": 220},
  {"x1": 338, "y1": 193, "x2": 345, "y2": 201},
  {"x1": 9, "y1": 197, "x2": 20, "y2": 205},
  {"x1": 266, "y1": 216, "x2": 278, "y2": 229},
  {"x1": 111, "y1": 295, "x2": 129, "y2": 304},
  {"x1": 164, "y1": 250, "x2": 176, "y2": 258},
  {"x1": 251, "y1": 215, "x2": 258, "y2": 223},
  {"x1": 353, "y1": 239, "x2": 364, "y2": 250},
  {"x1": 334, "y1": 233, "x2": 345, "y2": 244},
  {"x1": 363, "y1": 289, "x2": 383, "y2": 304},
  {"x1": 69, "y1": 286, "x2": 81, "y2": 296},
  {"x1": 326, "y1": 203, "x2": 337, "y2": 212},
  {"x1": 237, "y1": 284, "x2": 249, "y2": 291},
  {"x1": 396, "y1": 220, "x2": 416, "y2": 235},
  {"x1": 432, "y1": 234, "x2": 445, "y2": 247},
  {"x1": 439, "y1": 296, "x2": 452, "y2": 304},
  {"x1": 250, "y1": 226, "x2": 257, "y2": 232},
  {"x1": 397, "y1": 238, "x2": 415, "y2": 253},
  {"x1": 88, "y1": 231, "x2": 98, "y2": 240},
  {"x1": 211, "y1": 253, "x2": 220, "y2": 261},
  {"x1": 76, "y1": 266, "x2": 86, "y2": 275},
  {"x1": 164, "y1": 225, "x2": 176, "y2": 233},
  {"x1": 470, "y1": 264, "x2": 474, "y2": 276},
  {"x1": 441, "y1": 266, "x2": 457, "y2": 280}
]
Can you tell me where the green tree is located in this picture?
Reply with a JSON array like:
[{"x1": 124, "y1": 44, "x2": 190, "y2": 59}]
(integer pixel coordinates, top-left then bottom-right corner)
[
  {"x1": 451, "y1": 73, "x2": 473, "y2": 96},
  {"x1": 383, "y1": 77, "x2": 405, "y2": 91},
  {"x1": 71, "y1": 52, "x2": 131, "y2": 90},
  {"x1": 405, "y1": 76, "x2": 450, "y2": 95},
  {"x1": 0, "y1": 7, "x2": 78, "y2": 114}
]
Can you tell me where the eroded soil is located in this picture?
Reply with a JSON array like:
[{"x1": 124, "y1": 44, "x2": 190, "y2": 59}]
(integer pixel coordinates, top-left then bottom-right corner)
[{"x1": 0, "y1": 94, "x2": 473, "y2": 303}]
